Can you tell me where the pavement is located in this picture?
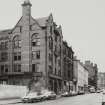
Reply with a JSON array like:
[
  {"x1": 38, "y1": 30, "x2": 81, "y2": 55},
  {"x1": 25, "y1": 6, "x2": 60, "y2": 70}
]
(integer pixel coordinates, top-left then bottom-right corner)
[
  {"x1": 0, "y1": 93, "x2": 103, "y2": 105},
  {"x1": 0, "y1": 99, "x2": 21, "y2": 105}
]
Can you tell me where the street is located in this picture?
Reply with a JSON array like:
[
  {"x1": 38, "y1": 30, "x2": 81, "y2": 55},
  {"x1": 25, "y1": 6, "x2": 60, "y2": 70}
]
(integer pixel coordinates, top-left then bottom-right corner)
[{"x1": 0, "y1": 93, "x2": 104, "y2": 105}]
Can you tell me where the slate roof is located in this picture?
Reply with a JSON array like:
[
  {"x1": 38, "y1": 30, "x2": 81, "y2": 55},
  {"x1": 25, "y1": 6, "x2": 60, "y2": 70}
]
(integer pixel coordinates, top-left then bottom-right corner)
[
  {"x1": 0, "y1": 29, "x2": 11, "y2": 35},
  {"x1": 36, "y1": 17, "x2": 49, "y2": 27}
]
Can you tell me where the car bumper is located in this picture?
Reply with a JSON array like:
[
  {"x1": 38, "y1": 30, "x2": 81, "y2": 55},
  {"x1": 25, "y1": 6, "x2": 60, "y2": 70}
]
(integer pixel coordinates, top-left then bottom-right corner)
[{"x1": 22, "y1": 98, "x2": 42, "y2": 103}]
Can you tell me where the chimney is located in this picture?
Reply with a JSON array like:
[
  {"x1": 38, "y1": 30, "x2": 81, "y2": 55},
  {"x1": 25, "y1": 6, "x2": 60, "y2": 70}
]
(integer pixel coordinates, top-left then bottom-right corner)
[{"x1": 22, "y1": 0, "x2": 32, "y2": 17}]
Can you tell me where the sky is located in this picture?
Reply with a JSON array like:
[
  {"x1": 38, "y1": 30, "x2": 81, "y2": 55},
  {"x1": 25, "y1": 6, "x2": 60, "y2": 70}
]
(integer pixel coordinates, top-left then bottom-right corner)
[{"x1": 0, "y1": 0, "x2": 105, "y2": 72}]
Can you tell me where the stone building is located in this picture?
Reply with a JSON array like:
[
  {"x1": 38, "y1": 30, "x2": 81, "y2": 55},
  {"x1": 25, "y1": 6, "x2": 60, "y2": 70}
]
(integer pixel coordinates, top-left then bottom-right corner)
[
  {"x1": 97, "y1": 72, "x2": 105, "y2": 90},
  {"x1": 73, "y1": 57, "x2": 88, "y2": 93},
  {"x1": 84, "y1": 61, "x2": 98, "y2": 90},
  {"x1": 0, "y1": 0, "x2": 76, "y2": 94},
  {"x1": 0, "y1": 0, "x2": 64, "y2": 94},
  {"x1": 62, "y1": 41, "x2": 74, "y2": 92}
]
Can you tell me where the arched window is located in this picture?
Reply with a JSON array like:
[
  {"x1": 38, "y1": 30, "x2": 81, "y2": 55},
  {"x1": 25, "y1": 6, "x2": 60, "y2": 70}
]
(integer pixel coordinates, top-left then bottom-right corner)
[
  {"x1": 13, "y1": 35, "x2": 21, "y2": 48},
  {"x1": 31, "y1": 33, "x2": 40, "y2": 46}
]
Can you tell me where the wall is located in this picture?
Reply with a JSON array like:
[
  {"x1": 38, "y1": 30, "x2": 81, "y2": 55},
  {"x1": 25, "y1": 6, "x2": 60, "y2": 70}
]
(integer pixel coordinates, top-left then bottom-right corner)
[{"x1": 0, "y1": 85, "x2": 28, "y2": 99}]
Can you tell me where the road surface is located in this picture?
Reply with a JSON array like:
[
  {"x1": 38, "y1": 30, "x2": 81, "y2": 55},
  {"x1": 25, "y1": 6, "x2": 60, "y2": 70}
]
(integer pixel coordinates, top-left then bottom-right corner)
[{"x1": 0, "y1": 93, "x2": 104, "y2": 105}]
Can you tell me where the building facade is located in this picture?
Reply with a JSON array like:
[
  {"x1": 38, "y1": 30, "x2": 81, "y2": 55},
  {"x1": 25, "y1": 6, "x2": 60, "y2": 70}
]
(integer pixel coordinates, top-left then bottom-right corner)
[
  {"x1": 97, "y1": 72, "x2": 105, "y2": 90},
  {"x1": 73, "y1": 57, "x2": 88, "y2": 93},
  {"x1": 0, "y1": 0, "x2": 75, "y2": 94},
  {"x1": 62, "y1": 41, "x2": 74, "y2": 92},
  {"x1": 84, "y1": 61, "x2": 98, "y2": 90},
  {"x1": 0, "y1": 0, "x2": 64, "y2": 94}
]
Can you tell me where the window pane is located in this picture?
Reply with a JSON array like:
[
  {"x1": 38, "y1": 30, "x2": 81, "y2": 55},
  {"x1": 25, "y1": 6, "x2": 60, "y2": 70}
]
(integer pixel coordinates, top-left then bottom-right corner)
[
  {"x1": 36, "y1": 51, "x2": 40, "y2": 59},
  {"x1": 14, "y1": 40, "x2": 18, "y2": 48},
  {"x1": 32, "y1": 42, "x2": 36, "y2": 46},
  {"x1": 18, "y1": 64, "x2": 21, "y2": 72},
  {"x1": 36, "y1": 63, "x2": 40, "y2": 72},
  {"x1": 31, "y1": 34, "x2": 40, "y2": 47},
  {"x1": 5, "y1": 41, "x2": 8, "y2": 49},
  {"x1": 1, "y1": 42, "x2": 5, "y2": 49},
  {"x1": 1, "y1": 65, "x2": 4, "y2": 71},
  {"x1": 1, "y1": 65, "x2": 5, "y2": 74},
  {"x1": 32, "y1": 52, "x2": 36, "y2": 59},
  {"x1": 14, "y1": 64, "x2": 17, "y2": 72},
  {"x1": 5, "y1": 65, "x2": 8, "y2": 72},
  {"x1": 32, "y1": 64, "x2": 36, "y2": 72},
  {"x1": 1, "y1": 52, "x2": 8, "y2": 61},
  {"x1": 19, "y1": 41, "x2": 21, "y2": 48},
  {"x1": 37, "y1": 39, "x2": 40, "y2": 46},
  {"x1": 14, "y1": 53, "x2": 17, "y2": 61},
  {"x1": 32, "y1": 51, "x2": 40, "y2": 60},
  {"x1": 13, "y1": 36, "x2": 21, "y2": 48},
  {"x1": 18, "y1": 52, "x2": 21, "y2": 60},
  {"x1": 14, "y1": 52, "x2": 21, "y2": 61}
]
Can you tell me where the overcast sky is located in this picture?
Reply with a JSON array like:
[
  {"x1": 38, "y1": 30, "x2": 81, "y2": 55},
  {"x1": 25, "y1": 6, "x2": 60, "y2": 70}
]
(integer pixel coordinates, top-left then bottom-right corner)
[{"x1": 0, "y1": 0, "x2": 105, "y2": 72}]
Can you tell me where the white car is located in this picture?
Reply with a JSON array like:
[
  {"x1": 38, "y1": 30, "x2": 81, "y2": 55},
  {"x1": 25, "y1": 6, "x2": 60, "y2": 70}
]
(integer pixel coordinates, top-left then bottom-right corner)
[
  {"x1": 103, "y1": 90, "x2": 105, "y2": 95},
  {"x1": 61, "y1": 91, "x2": 70, "y2": 97},
  {"x1": 21, "y1": 92, "x2": 44, "y2": 103},
  {"x1": 41, "y1": 90, "x2": 56, "y2": 100}
]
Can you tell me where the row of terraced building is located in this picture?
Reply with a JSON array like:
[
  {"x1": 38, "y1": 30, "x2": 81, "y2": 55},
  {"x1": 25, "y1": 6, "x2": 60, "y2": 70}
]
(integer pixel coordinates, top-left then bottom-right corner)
[{"x1": 0, "y1": 0, "x2": 98, "y2": 94}]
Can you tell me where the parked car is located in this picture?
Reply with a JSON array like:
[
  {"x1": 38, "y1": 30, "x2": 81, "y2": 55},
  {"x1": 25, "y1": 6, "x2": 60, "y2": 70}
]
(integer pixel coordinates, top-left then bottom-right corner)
[
  {"x1": 89, "y1": 87, "x2": 96, "y2": 93},
  {"x1": 78, "y1": 90, "x2": 85, "y2": 95},
  {"x1": 71, "y1": 91, "x2": 77, "y2": 96},
  {"x1": 61, "y1": 91, "x2": 71, "y2": 97},
  {"x1": 103, "y1": 90, "x2": 105, "y2": 95},
  {"x1": 41, "y1": 90, "x2": 56, "y2": 100},
  {"x1": 102, "y1": 93, "x2": 105, "y2": 105},
  {"x1": 21, "y1": 92, "x2": 44, "y2": 103},
  {"x1": 96, "y1": 89, "x2": 101, "y2": 93}
]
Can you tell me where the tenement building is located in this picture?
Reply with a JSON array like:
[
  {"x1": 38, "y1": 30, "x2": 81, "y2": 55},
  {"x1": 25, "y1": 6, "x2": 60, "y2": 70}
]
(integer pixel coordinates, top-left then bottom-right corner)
[
  {"x1": 0, "y1": 0, "x2": 65, "y2": 94},
  {"x1": 97, "y1": 72, "x2": 105, "y2": 89},
  {"x1": 62, "y1": 41, "x2": 74, "y2": 92},
  {"x1": 84, "y1": 61, "x2": 98, "y2": 90},
  {"x1": 73, "y1": 57, "x2": 88, "y2": 93}
]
